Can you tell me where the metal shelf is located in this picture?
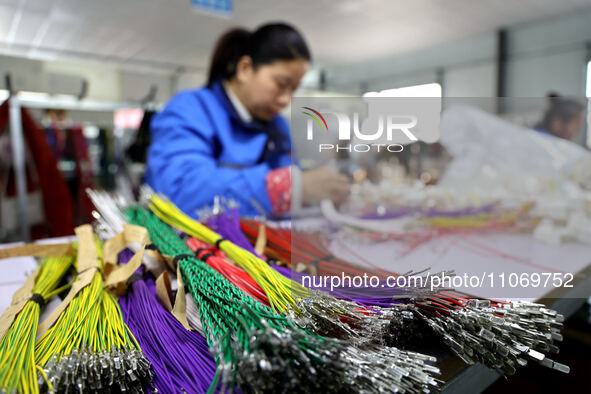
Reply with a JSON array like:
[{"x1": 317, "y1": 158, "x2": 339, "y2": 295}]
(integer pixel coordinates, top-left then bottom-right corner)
[{"x1": 8, "y1": 93, "x2": 155, "y2": 241}]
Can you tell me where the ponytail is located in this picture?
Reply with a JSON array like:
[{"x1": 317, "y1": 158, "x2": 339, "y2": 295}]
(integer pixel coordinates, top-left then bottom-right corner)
[
  {"x1": 207, "y1": 28, "x2": 251, "y2": 87},
  {"x1": 207, "y1": 23, "x2": 311, "y2": 87}
]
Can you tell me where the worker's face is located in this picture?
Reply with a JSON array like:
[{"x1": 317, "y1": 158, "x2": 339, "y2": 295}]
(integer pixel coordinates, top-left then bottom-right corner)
[
  {"x1": 551, "y1": 112, "x2": 584, "y2": 140},
  {"x1": 236, "y1": 56, "x2": 309, "y2": 121}
]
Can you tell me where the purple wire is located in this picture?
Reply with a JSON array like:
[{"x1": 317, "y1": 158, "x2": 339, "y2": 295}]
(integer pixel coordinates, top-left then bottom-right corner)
[
  {"x1": 202, "y1": 208, "x2": 417, "y2": 308},
  {"x1": 425, "y1": 203, "x2": 498, "y2": 218},
  {"x1": 271, "y1": 264, "x2": 292, "y2": 279},
  {"x1": 204, "y1": 211, "x2": 403, "y2": 307},
  {"x1": 359, "y1": 204, "x2": 498, "y2": 220},
  {"x1": 272, "y1": 265, "x2": 416, "y2": 308},
  {"x1": 117, "y1": 249, "x2": 216, "y2": 393},
  {"x1": 205, "y1": 207, "x2": 263, "y2": 258}
]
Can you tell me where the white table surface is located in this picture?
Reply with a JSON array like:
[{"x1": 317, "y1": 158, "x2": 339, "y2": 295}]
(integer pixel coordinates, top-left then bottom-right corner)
[
  {"x1": 327, "y1": 231, "x2": 591, "y2": 300},
  {"x1": 0, "y1": 236, "x2": 76, "y2": 313}
]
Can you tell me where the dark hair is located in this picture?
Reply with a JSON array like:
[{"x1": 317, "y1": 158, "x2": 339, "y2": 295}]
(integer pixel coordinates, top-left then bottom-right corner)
[
  {"x1": 536, "y1": 92, "x2": 584, "y2": 132},
  {"x1": 207, "y1": 23, "x2": 311, "y2": 86}
]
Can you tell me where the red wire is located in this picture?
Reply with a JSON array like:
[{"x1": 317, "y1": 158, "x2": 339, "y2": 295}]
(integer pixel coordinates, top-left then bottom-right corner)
[
  {"x1": 185, "y1": 237, "x2": 269, "y2": 305},
  {"x1": 241, "y1": 219, "x2": 398, "y2": 278},
  {"x1": 240, "y1": 219, "x2": 518, "y2": 320}
]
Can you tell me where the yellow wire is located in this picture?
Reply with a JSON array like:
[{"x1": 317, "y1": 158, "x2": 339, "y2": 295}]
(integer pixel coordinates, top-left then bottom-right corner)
[
  {"x1": 0, "y1": 256, "x2": 74, "y2": 394},
  {"x1": 149, "y1": 194, "x2": 310, "y2": 312},
  {"x1": 421, "y1": 203, "x2": 533, "y2": 229},
  {"x1": 35, "y1": 236, "x2": 140, "y2": 369}
]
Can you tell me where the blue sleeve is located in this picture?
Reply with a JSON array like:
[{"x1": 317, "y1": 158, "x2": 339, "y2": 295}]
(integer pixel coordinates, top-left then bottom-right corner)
[
  {"x1": 275, "y1": 115, "x2": 297, "y2": 168},
  {"x1": 146, "y1": 91, "x2": 272, "y2": 217}
]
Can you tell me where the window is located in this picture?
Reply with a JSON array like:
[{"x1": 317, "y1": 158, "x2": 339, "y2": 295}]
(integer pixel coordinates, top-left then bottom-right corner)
[{"x1": 587, "y1": 60, "x2": 591, "y2": 148}]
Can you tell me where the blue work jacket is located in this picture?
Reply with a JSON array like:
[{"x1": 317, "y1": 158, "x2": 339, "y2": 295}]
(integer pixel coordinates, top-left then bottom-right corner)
[{"x1": 145, "y1": 81, "x2": 292, "y2": 217}]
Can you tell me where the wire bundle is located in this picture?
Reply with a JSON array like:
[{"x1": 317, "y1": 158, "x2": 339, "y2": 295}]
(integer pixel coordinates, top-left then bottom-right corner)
[
  {"x1": 0, "y1": 256, "x2": 73, "y2": 394},
  {"x1": 150, "y1": 194, "x2": 381, "y2": 339},
  {"x1": 412, "y1": 294, "x2": 569, "y2": 375},
  {"x1": 323, "y1": 197, "x2": 537, "y2": 257},
  {"x1": 150, "y1": 193, "x2": 445, "y2": 351},
  {"x1": 126, "y1": 204, "x2": 442, "y2": 393},
  {"x1": 147, "y1": 193, "x2": 416, "y2": 340},
  {"x1": 240, "y1": 219, "x2": 393, "y2": 277},
  {"x1": 85, "y1": 189, "x2": 569, "y2": 389},
  {"x1": 185, "y1": 236, "x2": 400, "y2": 338},
  {"x1": 90, "y1": 189, "x2": 217, "y2": 392},
  {"x1": 117, "y1": 248, "x2": 216, "y2": 393},
  {"x1": 241, "y1": 219, "x2": 571, "y2": 377},
  {"x1": 240, "y1": 219, "x2": 442, "y2": 305},
  {"x1": 201, "y1": 199, "x2": 262, "y2": 258},
  {"x1": 418, "y1": 203, "x2": 535, "y2": 233},
  {"x1": 149, "y1": 194, "x2": 307, "y2": 313},
  {"x1": 34, "y1": 237, "x2": 153, "y2": 393},
  {"x1": 186, "y1": 237, "x2": 269, "y2": 304}
]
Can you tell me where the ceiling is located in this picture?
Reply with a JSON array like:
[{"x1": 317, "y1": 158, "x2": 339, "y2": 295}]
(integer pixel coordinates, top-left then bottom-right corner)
[{"x1": 1, "y1": 0, "x2": 590, "y2": 74}]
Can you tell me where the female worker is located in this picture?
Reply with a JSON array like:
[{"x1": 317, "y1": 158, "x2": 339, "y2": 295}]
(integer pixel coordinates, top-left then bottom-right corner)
[
  {"x1": 534, "y1": 93, "x2": 585, "y2": 141},
  {"x1": 146, "y1": 23, "x2": 350, "y2": 217}
]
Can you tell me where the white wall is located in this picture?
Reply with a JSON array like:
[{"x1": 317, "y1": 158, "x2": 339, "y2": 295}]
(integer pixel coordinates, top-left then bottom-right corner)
[
  {"x1": 324, "y1": 9, "x2": 591, "y2": 99},
  {"x1": 0, "y1": 55, "x2": 44, "y2": 92},
  {"x1": 0, "y1": 54, "x2": 175, "y2": 102},
  {"x1": 505, "y1": 10, "x2": 591, "y2": 97},
  {"x1": 120, "y1": 70, "x2": 173, "y2": 102},
  {"x1": 326, "y1": 33, "x2": 497, "y2": 96},
  {"x1": 444, "y1": 63, "x2": 495, "y2": 97},
  {"x1": 174, "y1": 71, "x2": 207, "y2": 92},
  {"x1": 2, "y1": 9, "x2": 590, "y2": 104},
  {"x1": 42, "y1": 60, "x2": 121, "y2": 100}
]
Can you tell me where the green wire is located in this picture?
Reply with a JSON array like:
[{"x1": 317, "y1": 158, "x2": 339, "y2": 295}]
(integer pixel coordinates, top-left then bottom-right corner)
[
  {"x1": 126, "y1": 205, "x2": 340, "y2": 391},
  {"x1": 0, "y1": 256, "x2": 74, "y2": 394}
]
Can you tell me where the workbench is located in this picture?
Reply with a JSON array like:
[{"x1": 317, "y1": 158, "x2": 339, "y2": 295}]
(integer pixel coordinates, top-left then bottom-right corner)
[{"x1": 1, "y1": 230, "x2": 590, "y2": 393}]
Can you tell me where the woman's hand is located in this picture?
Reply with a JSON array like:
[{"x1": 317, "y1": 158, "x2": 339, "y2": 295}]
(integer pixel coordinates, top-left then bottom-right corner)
[{"x1": 302, "y1": 167, "x2": 350, "y2": 206}]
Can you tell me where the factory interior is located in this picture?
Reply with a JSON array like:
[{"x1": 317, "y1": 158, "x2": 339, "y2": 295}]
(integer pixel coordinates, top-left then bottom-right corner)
[{"x1": 0, "y1": 1, "x2": 590, "y2": 393}]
